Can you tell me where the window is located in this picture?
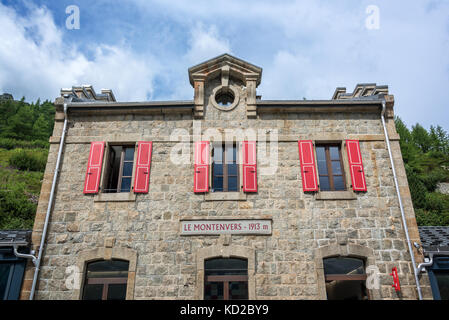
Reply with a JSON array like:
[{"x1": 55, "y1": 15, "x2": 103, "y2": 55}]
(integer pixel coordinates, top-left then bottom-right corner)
[
  {"x1": 212, "y1": 143, "x2": 239, "y2": 192},
  {"x1": 103, "y1": 146, "x2": 135, "y2": 193},
  {"x1": 215, "y1": 90, "x2": 235, "y2": 108},
  {"x1": 0, "y1": 249, "x2": 27, "y2": 300},
  {"x1": 82, "y1": 259, "x2": 129, "y2": 300},
  {"x1": 204, "y1": 258, "x2": 248, "y2": 300},
  {"x1": 323, "y1": 257, "x2": 368, "y2": 300},
  {"x1": 316, "y1": 144, "x2": 346, "y2": 191},
  {"x1": 427, "y1": 256, "x2": 449, "y2": 300}
]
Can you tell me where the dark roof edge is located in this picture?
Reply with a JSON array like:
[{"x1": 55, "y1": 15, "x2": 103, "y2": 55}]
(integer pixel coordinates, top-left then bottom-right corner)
[
  {"x1": 0, "y1": 230, "x2": 32, "y2": 247},
  {"x1": 257, "y1": 98, "x2": 383, "y2": 106},
  {"x1": 54, "y1": 99, "x2": 195, "y2": 114},
  {"x1": 64, "y1": 100, "x2": 194, "y2": 107}
]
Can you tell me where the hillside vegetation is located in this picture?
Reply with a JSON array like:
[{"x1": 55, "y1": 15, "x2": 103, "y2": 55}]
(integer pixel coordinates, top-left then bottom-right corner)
[
  {"x1": 0, "y1": 96, "x2": 448, "y2": 229},
  {"x1": 395, "y1": 118, "x2": 449, "y2": 226},
  {"x1": 0, "y1": 97, "x2": 54, "y2": 229}
]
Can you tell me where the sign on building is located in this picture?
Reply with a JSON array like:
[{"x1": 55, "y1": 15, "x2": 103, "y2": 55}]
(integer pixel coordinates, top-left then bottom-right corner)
[{"x1": 180, "y1": 220, "x2": 272, "y2": 236}]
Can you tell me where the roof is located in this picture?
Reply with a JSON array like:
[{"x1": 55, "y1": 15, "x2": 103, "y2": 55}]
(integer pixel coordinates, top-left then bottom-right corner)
[
  {"x1": 0, "y1": 230, "x2": 32, "y2": 247},
  {"x1": 188, "y1": 53, "x2": 263, "y2": 86},
  {"x1": 418, "y1": 226, "x2": 449, "y2": 252}
]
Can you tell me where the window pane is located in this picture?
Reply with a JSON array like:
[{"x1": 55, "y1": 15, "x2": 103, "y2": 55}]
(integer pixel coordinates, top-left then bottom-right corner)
[
  {"x1": 325, "y1": 280, "x2": 367, "y2": 300},
  {"x1": 213, "y1": 176, "x2": 223, "y2": 192},
  {"x1": 120, "y1": 177, "x2": 131, "y2": 192},
  {"x1": 204, "y1": 282, "x2": 224, "y2": 300},
  {"x1": 435, "y1": 271, "x2": 449, "y2": 300},
  {"x1": 87, "y1": 260, "x2": 129, "y2": 278},
  {"x1": 225, "y1": 143, "x2": 237, "y2": 163},
  {"x1": 213, "y1": 145, "x2": 223, "y2": 163},
  {"x1": 229, "y1": 281, "x2": 248, "y2": 300},
  {"x1": 105, "y1": 146, "x2": 122, "y2": 193},
  {"x1": 107, "y1": 284, "x2": 127, "y2": 300},
  {"x1": 316, "y1": 146, "x2": 326, "y2": 161},
  {"x1": 88, "y1": 260, "x2": 129, "y2": 272},
  {"x1": 228, "y1": 164, "x2": 238, "y2": 176},
  {"x1": 318, "y1": 160, "x2": 328, "y2": 175},
  {"x1": 213, "y1": 163, "x2": 223, "y2": 176},
  {"x1": 331, "y1": 161, "x2": 342, "y2": 175},
  {"x1": 324, "y1": 257, "x2": 365, "y2": 275},
  {"x1": 228, "y1": 176, "x2": 238, "y2": 192},
  {"x1": 82, "y1": 284, "x2": 103, "y2": 300},
  {"x1": 334, "y1": 175, "x2": 345, "y2": 191},
  {"x1": 205, "y1": 258, "x2": 248, "y2": 276},
  {"x1": 0, "y1": 264, "x2": 11, "y2": 299},
  {"x1": 124, "y1": 147, "x2": 134, "y2": 161},
  {"x1": 122, "y1": 161, "x2": 133, "y2": 177},
  {"x1": 319, "y1": 176, "x2": 330, "y2": 191},
  {"x1": 330, "y1": 146, "x2": 340, "y2": 160}
]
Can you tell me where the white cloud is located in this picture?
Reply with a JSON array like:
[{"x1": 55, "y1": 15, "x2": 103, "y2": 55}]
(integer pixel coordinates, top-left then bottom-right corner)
[
  {"x1": 156, "y1": 23, "x2": 232, "y2": 101},
  {"x1": 0, "y1": 2, "x2": 159, "y2": 102},
  {"x1": 185, "y1": 23, "x2": 231, "y2": 65},
  {"x1": 130, "y1": 0, "x2": 449, "y2": 129}
]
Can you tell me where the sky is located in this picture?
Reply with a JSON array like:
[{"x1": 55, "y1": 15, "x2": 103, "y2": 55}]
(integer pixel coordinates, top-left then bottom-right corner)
[{"x1": 0, "y1": 0, "x2": 448, "y2": 130}]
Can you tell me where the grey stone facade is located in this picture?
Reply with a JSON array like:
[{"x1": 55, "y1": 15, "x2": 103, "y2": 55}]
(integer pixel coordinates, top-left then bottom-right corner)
[{"x1": 21, "y1": 54, "x2": 431, "y2": 300}]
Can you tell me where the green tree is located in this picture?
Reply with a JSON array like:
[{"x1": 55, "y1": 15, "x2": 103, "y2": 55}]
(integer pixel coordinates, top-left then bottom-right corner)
[
  {"x1": 4, "y1": 104, "x2": 34, "y2": 140},
  {"x1": 32, "y1": 114, "x2": 51, "y2": 140},
  {"x1": 411, "y1": 123, "x2": 432, "y2": 153},
  {"x1": 396, "y1": 117, "x2": 449, "y2": 226}
]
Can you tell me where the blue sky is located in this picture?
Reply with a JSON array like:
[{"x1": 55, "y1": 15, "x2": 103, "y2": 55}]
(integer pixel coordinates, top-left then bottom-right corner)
[{"x1": 0, "y1": 0, "x2": 448, "y2": 130}]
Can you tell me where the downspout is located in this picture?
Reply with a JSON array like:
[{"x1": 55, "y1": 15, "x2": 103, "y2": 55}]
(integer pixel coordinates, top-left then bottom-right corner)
[
  {"x1": 417, "y1": 249, "x2": 449, "y2": 274},
  {"x1": 13, "y1": 245, "x2": 37, "y2": 266},
  {"x1": 380, "y1": 99, "x2": 423, "y2": 300},
  {"x1": 29, "y1": 102, "x2": 69, "y2": 300},
  {"x1": 417, "y1": 254, "x2": 433, "y2": 274}
]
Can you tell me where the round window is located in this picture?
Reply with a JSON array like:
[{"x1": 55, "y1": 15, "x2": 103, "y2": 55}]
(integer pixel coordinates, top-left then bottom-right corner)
[
  {"x1": 210, "y1": 85, "x2": 239, "y2": 111},
  {"x1": 215, "y1": 90, "x2": 235, "y2": 108}
]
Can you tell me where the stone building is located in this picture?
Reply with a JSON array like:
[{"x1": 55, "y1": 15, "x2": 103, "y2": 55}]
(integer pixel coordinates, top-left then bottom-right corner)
[{"x1": 20, "y1": 54, "x2": 432, "y2": 300}]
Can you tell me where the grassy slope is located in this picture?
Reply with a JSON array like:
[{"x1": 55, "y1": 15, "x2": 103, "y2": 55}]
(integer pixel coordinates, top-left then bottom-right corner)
[{"x1": 0, "y1": 148, "x2": 43, "y2": 229}]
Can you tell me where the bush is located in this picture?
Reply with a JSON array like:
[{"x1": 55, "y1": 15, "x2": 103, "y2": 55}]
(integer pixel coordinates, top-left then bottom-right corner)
[
  {"x1": 0, "y1": 137, "x2": 49, "y2": 150},
  {"x1": 420, "y1": 170, "x2": 447, "y2": 192},
  {"x1": 0, "y1": 183, "x2": 36, "y2": 229},
  {"x1": 425, "y1": 192, "x2": 449, "y2": 212},
  {"x1": 8, "y1": 148, "x2": 48, "y2": 171},
  {"x1": 415, "y1": 208, "x2": 449, "y2": 226}
]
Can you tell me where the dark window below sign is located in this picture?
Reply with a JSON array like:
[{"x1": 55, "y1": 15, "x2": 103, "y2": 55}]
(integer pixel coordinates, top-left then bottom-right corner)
[
  {"x1": 316, "y1": 144, "x2": 346, "y2": 191},
  {"x1": 104, "y1": 146, "x2": 135, "y2": 193},
  {"x1": 212, "y1": 143, "x2": 239, "y2": 192},
  {"x1": 204, "y1": 258, "x2": 248, "y2": 300}
]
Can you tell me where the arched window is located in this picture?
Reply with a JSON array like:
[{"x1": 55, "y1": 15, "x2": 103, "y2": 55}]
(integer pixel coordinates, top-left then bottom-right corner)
[
  {"x1": 323, "y1": 257, "x2": 368, "y2": 300},
  {"x1": 82, "y1": 259, "x2": 129, "y2": 300},
  {"x1": 204, "y1": 258, "x2": 248, "y2": 300}
]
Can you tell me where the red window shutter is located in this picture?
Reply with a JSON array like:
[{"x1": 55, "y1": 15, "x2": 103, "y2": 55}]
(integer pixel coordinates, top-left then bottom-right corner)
[
  {"x1": 83, "y1": 141, "x2": 105, "y2": 194},
  {"x1": 346, "y1": 140, "x2": 367, "y2": 191},
  {"x1": 194, "y1": 141, "x2": 209, "y2": 193},
  {"x1": 242, "y1": 141, "x2": 257, "y2": 192},
  {"x1": 298, "y1": 140, "x2": 318, "y2": 192},
  {"x1": 133, "y1": 141, "x2": 152, "y2": 193}
]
